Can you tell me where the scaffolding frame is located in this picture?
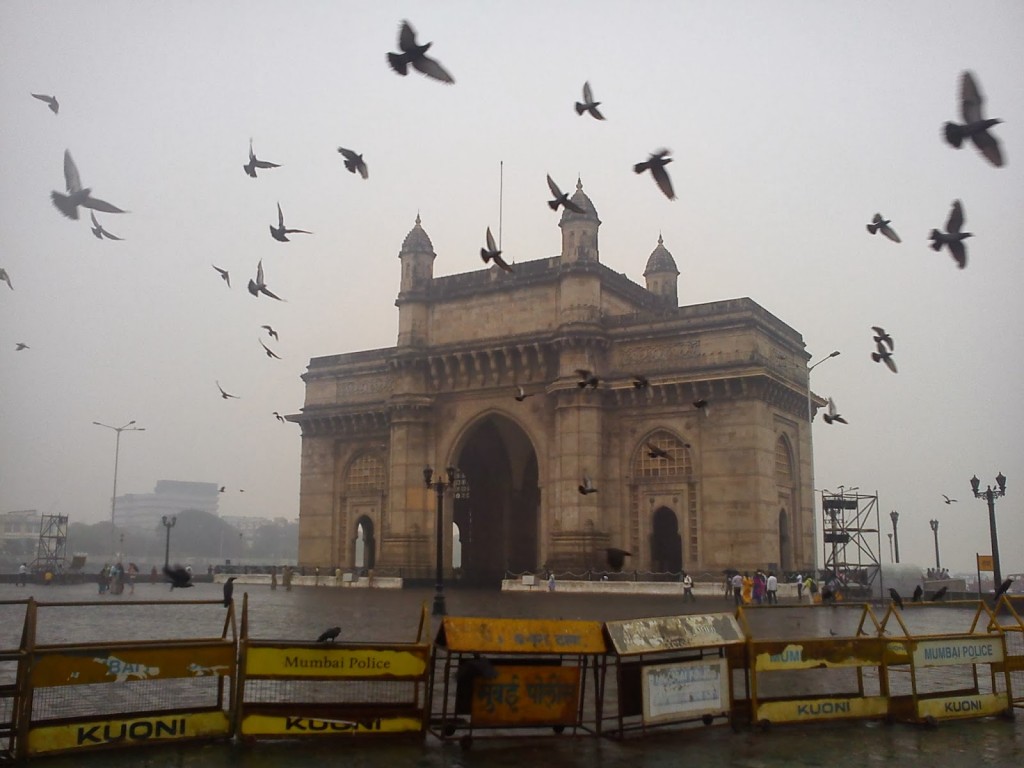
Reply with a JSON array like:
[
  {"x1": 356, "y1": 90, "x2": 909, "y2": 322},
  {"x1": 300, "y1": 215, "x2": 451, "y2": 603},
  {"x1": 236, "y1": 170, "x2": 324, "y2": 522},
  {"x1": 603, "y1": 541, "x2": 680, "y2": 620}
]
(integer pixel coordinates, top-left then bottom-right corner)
[
  {"x1": 820, "y1": 490, "x2": 881, "y2": 598},
  {"x1": 31, "y1": 514, "x2": 68, "y2": 574}
]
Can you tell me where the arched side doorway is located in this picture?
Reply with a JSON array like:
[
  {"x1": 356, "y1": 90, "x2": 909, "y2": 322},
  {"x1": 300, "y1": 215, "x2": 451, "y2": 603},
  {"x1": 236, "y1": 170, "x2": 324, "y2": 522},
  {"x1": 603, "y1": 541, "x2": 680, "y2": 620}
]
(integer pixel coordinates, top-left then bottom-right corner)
[
  {"x1": 353, "y1": 516, "x2": 376, "y2": 570},
  {"x1": 778, "y1": 508, "x2": 790, "y2": 572},
  {"x1": 775, "y1": 435, "x2": 796, "y2": 571},
  {"x1": 651, "y1": 506, "x2": 682, "y2": 573},
  {"x1": 452, "y1": 414, "x2": 539, "y2": 587}
]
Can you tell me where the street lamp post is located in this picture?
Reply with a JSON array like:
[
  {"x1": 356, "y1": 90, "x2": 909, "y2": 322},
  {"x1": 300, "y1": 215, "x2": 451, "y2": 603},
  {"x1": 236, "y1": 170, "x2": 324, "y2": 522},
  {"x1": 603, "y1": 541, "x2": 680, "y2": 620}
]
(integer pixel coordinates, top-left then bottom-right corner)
[
  {"x1": 889, "y1": 510, "x2": 900, "y2": 564},
  {"x1": 887, "y1": 533, "x2": 894, "y2": 564},
  {"x1": 93, "y1": 420, "x2": 145, "y2": 557},
  {"x1": 161, "y1": 515, "x2": 177, "y2": 569},
  {"x1": 929, "y1": 519, "x2": 940, "y2": 571},
  {"x1": 807, "y1": 350, "x2": 840, "y2": 573},
  {"x1": 424, "y1": 466, "x2": 456, "y2": 617},
  {"x1": 970, "y1": 473, "x2": 1007, "y2": 589},
  {"x1": 806, "y1": 351, "x2": 841, "y2": 422}
]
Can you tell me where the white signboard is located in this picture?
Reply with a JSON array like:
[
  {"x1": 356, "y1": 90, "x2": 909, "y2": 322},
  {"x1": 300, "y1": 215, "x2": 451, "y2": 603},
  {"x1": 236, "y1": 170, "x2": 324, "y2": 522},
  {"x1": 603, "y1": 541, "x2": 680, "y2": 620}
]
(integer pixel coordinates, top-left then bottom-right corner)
[
  {"x1": 912, "y1": 637, "x2": 1004, "y2": 668},
  {"x1": 641, "y1": 658, "x2": 728, "y2": 724}
]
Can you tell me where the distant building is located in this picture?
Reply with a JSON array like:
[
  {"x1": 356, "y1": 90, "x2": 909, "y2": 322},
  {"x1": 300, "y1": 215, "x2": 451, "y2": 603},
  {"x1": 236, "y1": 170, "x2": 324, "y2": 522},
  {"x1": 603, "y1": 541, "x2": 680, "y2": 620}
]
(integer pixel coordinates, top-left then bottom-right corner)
[
  {"x1": 1, "y1": 510, "x2": 41, "y2": 564},
  {"x1": 221, "y1": 515, "x2": 290, "y2": 547},
  {"x1": 116, "y1": 480, "x2": 220, "y2": 534}
]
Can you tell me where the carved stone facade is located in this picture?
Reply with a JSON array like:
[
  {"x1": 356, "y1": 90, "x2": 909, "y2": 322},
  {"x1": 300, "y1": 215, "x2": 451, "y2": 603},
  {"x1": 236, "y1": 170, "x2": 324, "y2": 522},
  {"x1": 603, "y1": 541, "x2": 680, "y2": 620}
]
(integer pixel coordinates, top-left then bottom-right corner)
[{"x1": 291, "y1": 182, "x2": 818, "y2": 583}]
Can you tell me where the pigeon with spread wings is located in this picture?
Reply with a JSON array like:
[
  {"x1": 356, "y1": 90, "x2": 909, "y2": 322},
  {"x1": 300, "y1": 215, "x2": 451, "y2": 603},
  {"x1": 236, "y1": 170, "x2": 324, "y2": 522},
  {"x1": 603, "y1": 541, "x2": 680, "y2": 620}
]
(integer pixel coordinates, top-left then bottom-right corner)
[
  {"x1": 270, "y1": 202, "x2": 312, "y2": 242},
  {"x1": 634, "y1": 149, "x2": 675, "y2": 200},
  {"x1": 337, "y1": 147, "x2": 368, "y2": 179},
  {"x1": 480, "y1": 227, "x2": 513, "y2": 272},
  {"x1": 32, "y1": 93, "x2": 59, "y2": 114},
  {"x1": 944, "y1": 71, "x2": 1004, "y2": 168},
  {"x1": 575, "y1": 82, "x2": 605, "y2": 120},
  {"x1": 247, "y1": 260, "x2": 284, "y2": 301},
  {"x1": 387, "y1": 20, "x2": 454, "y2": 84},
  {"x1": 90, "y1": 211, "x2": 123, "y2": 241},
  {"x1": 51, "y1": 150, "x2": 128, "y2": 221},
  {"x1": 929, "y1": 200, "x2": 971, "y2": 269},
  {"x1": 243, "y1": 138, "x2": 281, "y2": 178},
  {"x1": 866, "y1": 213, "x2": 900, "y2": 243},
  {"x1": 546, "y1": 175, "x2": 585, "y2": 214},
  {"x1": 822, "y1": 397, "x2": 847, "y2": 425}
]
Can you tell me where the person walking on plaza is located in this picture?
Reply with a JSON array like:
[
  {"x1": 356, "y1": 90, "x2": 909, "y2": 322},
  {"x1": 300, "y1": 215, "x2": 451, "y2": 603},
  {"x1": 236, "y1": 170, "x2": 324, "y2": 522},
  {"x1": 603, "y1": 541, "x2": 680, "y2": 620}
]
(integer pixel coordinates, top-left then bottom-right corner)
[
  {"x1": 17, "y1": 563, "x2": 28, "y2": 586},
  {"x1": 766, "y1": 572, "x2": 778, "y2": 604},
  {"x1": 742, "y1": 573, "x2": 753, "y2": 605},
  {"x1": 682, "y1": 571, "x2": 696, "y2": 602},
  {"x1": 731, "y1": 572, "x2": 743, "y2": 606},
  {"x1": 753, "y1": 571, "x2": 766, "y2": 605},
  {"x1": 803, "y1": 574, "x2": 817, "y2": 604},
  {"x1": 796, "y1": 573, "x2": 804, "y2": 601}
]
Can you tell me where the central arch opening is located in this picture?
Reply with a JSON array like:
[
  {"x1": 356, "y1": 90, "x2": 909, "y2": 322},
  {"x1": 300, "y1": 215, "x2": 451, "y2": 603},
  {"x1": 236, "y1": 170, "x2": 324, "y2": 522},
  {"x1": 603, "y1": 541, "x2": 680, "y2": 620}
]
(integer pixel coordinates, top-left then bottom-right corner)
[{"x1": 453, "y1": 415, "x2": 539, "y2": 587}]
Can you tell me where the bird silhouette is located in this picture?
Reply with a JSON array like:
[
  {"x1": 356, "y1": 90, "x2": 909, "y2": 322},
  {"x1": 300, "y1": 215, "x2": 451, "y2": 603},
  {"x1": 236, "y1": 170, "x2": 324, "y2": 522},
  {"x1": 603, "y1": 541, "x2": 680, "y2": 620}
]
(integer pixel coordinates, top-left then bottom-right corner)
[
  {"x1": 866, "y1": 213, "x2": 901, "y2": 243},
  {"x1": 693, "y1": 399, "x2": 710, "y2": 416},
  {"x1": 929, "y1": 200, "x2": 971, "y2": 269},
  {"x1": 164, "y1": 565, "x2": 194, "y2": 591},
  {"x1": 822, "y1": 397, "x2": 847, "y2": 425},
  {"x1": 606, "y1": 548, "x2": 631, "y2": 572},
  {"x1": 219, "y1": 486, "x2": 226, "y2": 493},
  {"x1": 888, "y1": 588, "x2": 904, "y2": 610},
  {"x1": 578, "y1": 475, "x2": 597, "y2": 495},
  {"x1": 270, "y1": 202, "x2": 312, "y2": 242},
  {"x1": 90, "y1": 211, "x2": 123, "y2": 240},
  {"x1": 317, "y1": 626, "x2": 342, "y2": 643},
  {"x1": 633, "y1": 149, "x2": 675, "y2": 200},
  {"x1": 942, "y1": 494, "x2": 957, "y2": 504},
  {"x1": 32, "y1": 93, "x2": 59, "y2": 114},
  {"x1": 259, "y1": 338, "x2": 281, "y2": 359},
  {"x1": 15, "y1": 343, "x2": 29, "y2": 351},
  {"x1": 51, "y1": 150, "x2": 127, "y2": 221},
  {"x1": 261, "y1": 325, "x2": 278, "y2": 340},
  {"x1": 480, "y1": 227, "x2": 513, "y2": 272},
  {"x1": 546, "y1": 175, "x2": 585, "y2": 214},
  {"x1": 575, "y1": 369, "x2": 600, "y2": 389},
  {"x1": 575, "y1": 82, "x2": 605, "y2": 120},
  {"x1": 912, "y1": 585, "x2": 923, "y2": 603},
  {"x1": 632, "y1": 374, "x2": 650, "y2": 389},
  {"x1": 0, "y1": 268, "x2": 12, "y2": 290},
  {"x1": 273, "y1": 412, "x2": 286, "y2": 422},
  {"x1": 212, "y1": 265, "x2": 230, "y2": 287},
  {"x1": 993, "y1": 578, "x2": 1014, "y2": 602},
  {"x1": 514, "y1": 385, "x2": 533, "y2": 402},
  {"x1": 944, "y1": 71, "x2": 1004, "y2": 168},
  {"x1": 387, "y1": 20, "x2": 454, "y2": 84},
  {"x1": 243, "y1": 138, "x2": 280, "y2": 178},
  {"x1": 871, "y1": 326, "x2": 894, "y2": 351},
  {"x1": 337, "y1": 147, "x2": 368, "y2": 179},
  {"x1": 223, "y1": 576, "x2": 237, "y2": 607},
  {"x1": 930, "y1": 586, "x2": 949, "y2": 602},
  {"x1": 247, "y1": 260, "x2": 284, "y2": 301},
  {"x1": 216, "y1": 380, "x2": 239, "y2": 400},
  {"x1": 646, "y1": 442, "x2": 670, "y2": 459},
  {"x1": 871, "y1": 342, "x2": 898, "y2": 374}
]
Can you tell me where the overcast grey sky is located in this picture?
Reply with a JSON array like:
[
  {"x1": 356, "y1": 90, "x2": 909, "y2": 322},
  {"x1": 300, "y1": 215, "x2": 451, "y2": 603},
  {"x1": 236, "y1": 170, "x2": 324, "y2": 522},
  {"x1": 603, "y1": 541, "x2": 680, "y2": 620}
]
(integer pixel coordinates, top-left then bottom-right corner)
[{"x1": 1, "y1": 1, "x2": 1021, "y2": 575}]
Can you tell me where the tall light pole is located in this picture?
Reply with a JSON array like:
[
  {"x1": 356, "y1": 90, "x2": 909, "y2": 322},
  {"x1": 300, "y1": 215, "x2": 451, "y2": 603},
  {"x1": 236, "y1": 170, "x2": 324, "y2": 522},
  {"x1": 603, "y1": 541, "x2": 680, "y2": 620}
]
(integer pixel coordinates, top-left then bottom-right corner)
[
  {"x1": 807, "y1": 350, "x2": 841, "y2": 422},
  {"x1": 887, "y1": 533, "x2": 894, "y2": 564},
  {"x1": 929, "y1": 519, "x2": 940, "y2": 571},
  {"x1": 424, "y1": 465, "x2": 455, "y2": 617},
  {"x1": 93, "y1": 420, "x2": 145, "y2": 557},
  {"x1": 162, "y1": 515, "x2": 176, "y2": 569},
  {"x1": 807, "y1": 350, "x2": 840, "y2": 573},
  {"x1": 889, "y1": 510, "x2": 900, "y2": 564},
  {"x1": 970, "y1": 473, "x2": 1006, "y2": 589}
]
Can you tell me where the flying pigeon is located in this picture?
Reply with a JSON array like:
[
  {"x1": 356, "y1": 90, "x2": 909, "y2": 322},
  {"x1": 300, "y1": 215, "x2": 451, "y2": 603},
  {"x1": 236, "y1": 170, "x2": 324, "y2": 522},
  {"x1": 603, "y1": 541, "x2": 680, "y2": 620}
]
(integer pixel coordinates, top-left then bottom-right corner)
[
  {"x1": 317, "y1": 626, "x2": 342, "y2": 643},
  {"x1": 247, "y1": 260, "x2": 284, "y2": 301},
  {"x1": 871, "y1": 342, "x2": 898, "y2": 373},
  {"x1": 51, "y1": 149, "x2": 127, "y2": 221},
  {"x1": 514, "y1": 385, "x2": 533, "y2": 402},
  {"x1": 993, "y1": 578, "x2": 1014, "y2": 602},
  {"x1": 575, "y1": 81, "x2": 605, "y2": 120},
  {"x1": 31, "y1": 93, "x2": 59, "y2": 114},
  {"x1": 912, "y1": 585, "x2": 924, "y2": 603},
  {"x1": 929, "y1": 199, "x2": 971, "y2": 269},
  {"x1": 578, "y1": 475, "x2": 597, "y2": 495},
  {"x1": 866, "y1": 213, "x2": 901, "y2": 243},
  {"x1": 15, "y1": 343, "x2": 29, "y2": 351},
  {"x1": 0, "y1": 268, "x2": 12, "y2": 290},
  {"x1": 605, "y1": 548, "x2": 631, "y2": 572},
  {"x1": 942, "y1": 494, "x2": 957, "y2": 504},
  {"x1": 632, "y1": 374, "x2": 650, "y2": 389},
  {"x1": 273, "y1": 412, "x2": 286, "y2": 422},
  {"x1": 930, "y1": 586, "x2": 948, "y2": 601},
  {"x1": 871, "y1": 327, "x2": 894, "y2": 351},
  {"x1": 216, "y1": 380, "x2": 239, "y2": 400},
  {"x1": 270, "y1": 202, "x2": 312, "y2": 242},
  {"x1": 387, "y1": 20, "x2": 454, "y2": 84},
  {"x1": 259, "y1": 338, "x2": 281, "y2": 359},
  {"x1": 164, "y1": 565, "x2": 194, "y2": 591},
  {"x1": 213, "y1": 265, "x2": 230, "y2": 287},
  {"x1": 546, "y1": 175, "x2": 585, "y2": 214},
  {"x1": 243, "y1": 138, "x2": 281, "y2": 178},
  {"x1": 337, "y1": 147, "x2": 368, "y2": 179},
  {"x1": 646, "y1": 442, "x2": 670, "y2": 459},
  {"x1": 480, "y1": 226, "x2": 513, "y2": 272},
  {"x1": 90, "y1": 211, "x2": 123, "y2": 240},
  {"x1": 888, "y1": 588, "x2": 904, "y2": 610},
  {"x1": 943, "y1": 71, "x2": 1004, "y2": 168},
  {"x1": 219, "y1": 486, "x2": 226, "y2": 493},
  {"x1": 575, "y1": 369, "x2": 600, "y2": 389},
  {"x1": 261, "y1": 325, "x2": 278, "y2": 340},
  {"x1": 822, "y1": 397, "x2": 847, "y2": 425},
  {"x1": 633, "y1": 149, "x2": 675, "y2": 200},
  {"x1": 693, "y1": 399, "x2": 710, "y2": 416},
  {"x1": 223, "y1": 577, "x2": 237, "y2": 607}
]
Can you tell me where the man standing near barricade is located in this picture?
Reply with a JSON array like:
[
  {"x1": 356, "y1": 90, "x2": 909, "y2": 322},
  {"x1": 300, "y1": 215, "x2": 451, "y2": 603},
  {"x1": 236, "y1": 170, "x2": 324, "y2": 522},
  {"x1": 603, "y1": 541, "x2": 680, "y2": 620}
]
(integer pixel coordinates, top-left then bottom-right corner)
[
  {"x1": 682, "y1": 571, "x2": 696, "y2": 602},
  {"x1": 766, "y1": 572, "x2": 778, "y2": 604},
  {"x1": 17, "y1": 563, "x2": 28, "y2": 586},
  {"x1": 731, "y1": 571, "x2": 743, "y2": 606}
]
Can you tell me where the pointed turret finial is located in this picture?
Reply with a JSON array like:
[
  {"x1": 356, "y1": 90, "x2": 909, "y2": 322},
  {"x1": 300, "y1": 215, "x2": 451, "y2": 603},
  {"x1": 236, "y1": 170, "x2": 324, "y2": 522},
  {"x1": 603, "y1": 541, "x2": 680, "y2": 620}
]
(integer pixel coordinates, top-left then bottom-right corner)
[
  {"x1": 658, "y1": 232, "x2": 664, "y2": 246},
  {"x1": 415, "y1": 211, "x2": 421, "y2": 225},
  {"x1": 576, "y1": 176, "x2": 583, "y2": 192}
]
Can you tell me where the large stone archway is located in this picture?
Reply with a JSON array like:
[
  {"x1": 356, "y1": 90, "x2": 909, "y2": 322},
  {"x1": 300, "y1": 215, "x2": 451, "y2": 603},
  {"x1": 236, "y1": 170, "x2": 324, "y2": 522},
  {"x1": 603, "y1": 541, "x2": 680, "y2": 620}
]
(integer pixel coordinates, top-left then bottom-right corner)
[{"x1": 452, "y1": 415, "x2": 539, "y2": 587}]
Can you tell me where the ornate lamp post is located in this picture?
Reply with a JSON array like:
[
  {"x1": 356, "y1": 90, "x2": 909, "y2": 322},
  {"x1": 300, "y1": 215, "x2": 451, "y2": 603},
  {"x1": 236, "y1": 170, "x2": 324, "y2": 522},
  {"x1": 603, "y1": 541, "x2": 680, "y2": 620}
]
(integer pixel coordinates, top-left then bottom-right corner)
[
  {"x1": 424, "y1": 466, "x2": 456, "y2": 617},
  {"x1": 889, "y1": 510, "x2": 900, "y2": 564},
  {"x1": 93, "y1": 420, "x2": 145, "y2": 558},
  {"x1": 887, "y1": 533, "x2": 894, "y2": 564},
  {"x1": 161, "y1": 515, "x2": 176, "y2": 569},
  {"x1": 929, "y1": 519, "x2": 940, "y2": 571},
  {"x1": 970, "y1": 472, "x2": 1007, "y2": 589}
]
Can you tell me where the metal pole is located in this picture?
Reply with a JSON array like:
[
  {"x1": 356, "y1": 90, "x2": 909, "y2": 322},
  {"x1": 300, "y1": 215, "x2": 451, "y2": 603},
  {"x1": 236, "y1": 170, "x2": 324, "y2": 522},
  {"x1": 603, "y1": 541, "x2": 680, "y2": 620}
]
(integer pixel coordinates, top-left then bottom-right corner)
[
  {"x1": 806, "y1": 351, "x2": 839, "y2": 575},
  {"x1": 890, "y1": 511, "x2": 900, "y2": 564},
  {"x1": 162, "y1": 515, "x2": 176, "y2": 569},
  {"x1": 986, "y1": 490, "x2": 1002, "y2": 589},
  {"x1": 929, "y1": 520, "x2": 940, "y2": 570},
  {"x1": 433, "y1": 479, "x2": 447, "y2": 616},
  {"x1": 887, "y1": 533, "x2": 893, "y2": 564},
  {"x1": 110, "y1": 429, "x2": 121, "y2": 554}
]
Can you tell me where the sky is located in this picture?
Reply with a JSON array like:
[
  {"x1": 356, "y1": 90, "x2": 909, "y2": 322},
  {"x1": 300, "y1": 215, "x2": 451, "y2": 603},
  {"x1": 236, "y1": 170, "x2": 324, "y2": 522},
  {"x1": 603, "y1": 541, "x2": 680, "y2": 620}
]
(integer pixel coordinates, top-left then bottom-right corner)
[{"x1": 1, "y1": 1, "x2": 1022, "y2": 576}]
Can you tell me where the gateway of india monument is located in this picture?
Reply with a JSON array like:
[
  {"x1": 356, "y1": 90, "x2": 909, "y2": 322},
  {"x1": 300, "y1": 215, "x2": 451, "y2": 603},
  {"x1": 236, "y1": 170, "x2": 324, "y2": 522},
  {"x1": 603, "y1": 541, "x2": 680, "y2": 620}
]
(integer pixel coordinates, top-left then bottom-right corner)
[{"x1": 290, "y1": 181, "x2": 818, "y2": 585}]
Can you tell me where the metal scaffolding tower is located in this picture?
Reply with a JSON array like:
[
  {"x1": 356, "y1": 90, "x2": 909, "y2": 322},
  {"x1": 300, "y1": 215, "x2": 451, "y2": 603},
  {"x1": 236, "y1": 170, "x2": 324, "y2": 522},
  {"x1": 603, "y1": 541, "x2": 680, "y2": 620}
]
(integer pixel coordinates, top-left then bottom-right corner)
[
  {"x1": 32, "y1": 514, "x2": 69, "y2": 574},
  {"x1": 821, "y1": 489, "x2": 881, "y2": 598}
]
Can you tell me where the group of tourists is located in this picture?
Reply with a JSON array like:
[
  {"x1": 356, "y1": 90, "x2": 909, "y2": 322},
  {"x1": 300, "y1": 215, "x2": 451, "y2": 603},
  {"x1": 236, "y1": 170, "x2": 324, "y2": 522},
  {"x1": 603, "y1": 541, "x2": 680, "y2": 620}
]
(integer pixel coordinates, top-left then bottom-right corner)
[{"x1": 728, "y1": 570, "x2": 781, "y2": 606}]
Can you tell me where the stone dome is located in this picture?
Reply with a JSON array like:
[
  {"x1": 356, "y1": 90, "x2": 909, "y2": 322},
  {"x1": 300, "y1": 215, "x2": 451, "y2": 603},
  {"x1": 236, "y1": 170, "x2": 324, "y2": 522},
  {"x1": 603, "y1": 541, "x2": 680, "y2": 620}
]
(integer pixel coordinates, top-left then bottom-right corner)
[
  {"x1": 643, "y1": 234, "x2": 679, "y2": 276},
  {"x1": 559, "y1": 178, "x2": 600, "y2": 225},
  {"x1": 400, "y1": 213, "x2": 435, "y2": 255}
]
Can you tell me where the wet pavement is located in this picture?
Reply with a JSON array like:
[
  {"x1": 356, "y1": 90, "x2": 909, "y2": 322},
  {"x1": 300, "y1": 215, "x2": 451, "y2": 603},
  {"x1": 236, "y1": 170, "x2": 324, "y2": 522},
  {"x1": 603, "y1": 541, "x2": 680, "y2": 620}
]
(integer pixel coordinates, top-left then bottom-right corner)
[{"x1": 2, "y1": 581, "x2": 1022, "y2": 767}]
